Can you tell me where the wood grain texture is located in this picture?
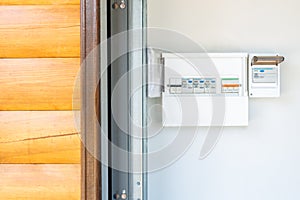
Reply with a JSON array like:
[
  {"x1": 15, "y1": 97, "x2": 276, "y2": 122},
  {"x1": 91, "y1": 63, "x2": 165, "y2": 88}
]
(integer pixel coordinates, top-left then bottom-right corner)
[
  {"x1": 81, "y1": 0, "x2": 101, "y2": 199},
  {"x1": 0, "y1": 6, "x2": 80, "y2": 58},
  {"x1": 0, "y1": 0, "x2": 79, "y2": 5},
  {"x1": 0, "y1": 58, "x2": 80, "y2": 110},
  {"x1": 0, "y1": 164, "x2": 80, "y2": 199},
  {"x1": 0, "y1": 111, "x2": 81, "y2": 163}
]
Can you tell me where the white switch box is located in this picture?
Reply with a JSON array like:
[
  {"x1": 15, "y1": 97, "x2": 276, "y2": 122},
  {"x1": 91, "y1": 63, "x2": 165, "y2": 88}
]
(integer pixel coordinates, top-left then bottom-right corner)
[{"x1": 248, "y1": 54, "x2": 284, "y2": 98}]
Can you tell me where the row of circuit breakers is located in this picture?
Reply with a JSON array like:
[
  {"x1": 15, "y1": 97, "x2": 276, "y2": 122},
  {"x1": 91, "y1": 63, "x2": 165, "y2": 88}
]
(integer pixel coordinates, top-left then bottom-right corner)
[
  {"x1": 169, "y1": 77, "x2": 239, "y2": 95},
  {"x1": 151, "y1": 53, "x2": 285, "y2": 127}
]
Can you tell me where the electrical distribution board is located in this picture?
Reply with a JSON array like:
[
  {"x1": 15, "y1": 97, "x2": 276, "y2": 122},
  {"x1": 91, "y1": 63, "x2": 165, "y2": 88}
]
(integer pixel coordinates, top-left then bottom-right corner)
[
  {"x1": 162, "y1": 53, "x2": 249, "y2": 127},
  {"x1": 151, "y1": 53, "x2": 285, "y2": 127}
]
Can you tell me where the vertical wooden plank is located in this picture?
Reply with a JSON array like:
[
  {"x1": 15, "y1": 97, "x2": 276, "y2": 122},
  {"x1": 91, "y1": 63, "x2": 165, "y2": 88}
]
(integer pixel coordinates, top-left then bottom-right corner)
[{"x1": 81, "y1": 0, "x2": 101, "y2": 199}]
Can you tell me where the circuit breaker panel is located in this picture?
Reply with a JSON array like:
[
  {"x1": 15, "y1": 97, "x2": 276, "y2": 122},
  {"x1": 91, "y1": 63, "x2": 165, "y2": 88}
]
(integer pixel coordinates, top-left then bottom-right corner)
[{"x1": 162, "y1": 53, "x2": 249, "y2": 127}]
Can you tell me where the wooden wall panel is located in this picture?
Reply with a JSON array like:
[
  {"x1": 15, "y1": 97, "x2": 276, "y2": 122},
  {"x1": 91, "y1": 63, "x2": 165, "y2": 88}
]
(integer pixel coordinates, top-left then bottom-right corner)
[
  {"x1": 0, "y1": 164, "x2": 80, "y2": 199},
  {"x1": 0, "y1": 0, "x2": 80, "y2": 5},
  {"x1": 0, "y1": 6, "x2": 80, "y2": 58},
  {"x1": 0, "y1": 111, "x2": 81, "y2": 163},
  {"x1": 0, "y1": 58, "x2": 80, "y2": 110},
  {"x1": 0, "y1": 0, "x2": 82, "y2": 197}
]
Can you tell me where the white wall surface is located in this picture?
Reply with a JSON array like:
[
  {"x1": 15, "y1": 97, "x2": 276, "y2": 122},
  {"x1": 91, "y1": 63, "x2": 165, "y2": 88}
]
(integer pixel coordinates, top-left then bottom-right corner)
[{"x1": 147, "y1": 0, "x2": 300, "y2": 200}]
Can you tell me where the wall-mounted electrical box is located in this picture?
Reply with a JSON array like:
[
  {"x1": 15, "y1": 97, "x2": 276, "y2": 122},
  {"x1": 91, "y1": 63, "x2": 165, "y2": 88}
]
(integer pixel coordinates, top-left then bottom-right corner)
[
  {"x1": 249, "y1": 54, "x2": 284, "y2": 98},
  {"x1": 147, "y1": 53, "x2": 285, "y2": 127},
  {"x1": 162, "y1": 53, "x2": 249, "y2": 127}
]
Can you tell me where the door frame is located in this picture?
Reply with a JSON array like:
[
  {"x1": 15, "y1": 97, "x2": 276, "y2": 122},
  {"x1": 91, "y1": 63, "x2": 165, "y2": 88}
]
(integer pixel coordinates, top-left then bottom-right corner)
[
  {"x1": 81, "y1": 0, "x2": 147, "y2": 199},
  {"x1": 81, "y1": 0, "x2": 101, "y2": 199}
]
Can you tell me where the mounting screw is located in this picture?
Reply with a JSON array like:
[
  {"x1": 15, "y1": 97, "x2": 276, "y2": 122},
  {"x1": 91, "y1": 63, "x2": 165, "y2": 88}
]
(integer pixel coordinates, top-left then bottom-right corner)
[
  {"x1": 121, "y1": 190, "x2": 127, "y2": 199},
  {"x1": 112, "y1": 2, "x2": 119, "y2": 9},
  {"x1": 120, "y1": 0, "x2": 126, "y2": 9},
  {"x1": 114, "y1": 193, "x2": 120, "y2": 199}
]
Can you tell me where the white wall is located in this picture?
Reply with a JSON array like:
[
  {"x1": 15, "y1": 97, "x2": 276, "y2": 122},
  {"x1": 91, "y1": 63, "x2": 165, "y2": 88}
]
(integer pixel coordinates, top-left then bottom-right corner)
[{"x1": 147, "y1": 0, "x2": 300, "y2": 200}]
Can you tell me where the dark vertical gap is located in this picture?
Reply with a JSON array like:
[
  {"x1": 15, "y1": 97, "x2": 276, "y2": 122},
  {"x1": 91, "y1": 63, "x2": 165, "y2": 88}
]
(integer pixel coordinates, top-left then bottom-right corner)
[
  {"x1": 126, "y1": 0, "x2": 131, "y2": 196},
  {"x1": 107, "y1": 1, "x2": 112, "y2": 200},
  {"x1": 96, "y1": 1, "x2": 101, "y2": 198},
  {"x1": 107, "y1": 1, "x2": 130, "y2": 199},
  {"x1": 142, "y1": 1, "x2": 148, "y2": 200},
  {"x1": 81, "y1": 0, "x2": 87, "y2": 198}
]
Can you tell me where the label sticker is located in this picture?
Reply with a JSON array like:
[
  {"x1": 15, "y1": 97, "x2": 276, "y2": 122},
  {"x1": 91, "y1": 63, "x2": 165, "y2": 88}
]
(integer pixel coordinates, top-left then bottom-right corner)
[
  {"x1": 252, "y1": 67, "x2": 277, "y2": 83},
  {"x1": 222, "y1": 78, "x2": 240, "y2": 94}
]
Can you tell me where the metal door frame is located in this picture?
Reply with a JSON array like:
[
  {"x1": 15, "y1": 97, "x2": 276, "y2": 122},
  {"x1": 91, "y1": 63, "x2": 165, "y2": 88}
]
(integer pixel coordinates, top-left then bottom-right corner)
[{"x1": 81, "y1": 0, "x2": 147, "y2": 199}]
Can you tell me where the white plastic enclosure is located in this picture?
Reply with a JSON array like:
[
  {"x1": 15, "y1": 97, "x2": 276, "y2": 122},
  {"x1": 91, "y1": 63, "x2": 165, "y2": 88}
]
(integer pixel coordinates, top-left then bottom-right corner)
[
  {"x1": 248, "y1": 54, "x2": 282, "y2": 98},
  {"x1": 162, "y1": 53, "x2": 249, "y2": 127}
]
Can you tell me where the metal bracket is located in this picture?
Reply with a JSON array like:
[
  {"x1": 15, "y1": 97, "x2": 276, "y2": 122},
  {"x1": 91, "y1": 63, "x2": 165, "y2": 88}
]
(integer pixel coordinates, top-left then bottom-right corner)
[
  {"x1": 251, "y1": 55, "x2": 285, "y2": 66},
  {"x1": 147, "y1": 49, "x2": 165, "y2": 97}
]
